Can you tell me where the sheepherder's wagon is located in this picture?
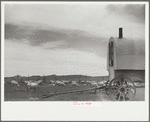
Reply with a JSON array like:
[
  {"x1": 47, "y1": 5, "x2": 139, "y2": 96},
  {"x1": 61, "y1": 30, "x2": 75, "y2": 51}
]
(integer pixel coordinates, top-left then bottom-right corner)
[
  {"x1": 105, "y1": 28, "x2": 145, "y2": 101},
  {"x1": 43, "y1": 28, "x2": 145, "y2": 101}
]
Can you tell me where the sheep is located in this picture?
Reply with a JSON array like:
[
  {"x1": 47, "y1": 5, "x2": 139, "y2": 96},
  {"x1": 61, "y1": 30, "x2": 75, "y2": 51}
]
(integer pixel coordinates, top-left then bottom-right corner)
[
  {"x1": 54, "y1": 81, "x2": 60, "y2": 86},
  {"x1": 24, "y1": 80, "x2": 36, "y2": 87},
  {"x1": 49, "y1": 80, "x2": 55, "y2": 84},
  {"x1": 53, "y1": 76, "x2": 67, "y2": 87},
  {"x1": 98, "y1": 81, "x2": 106, "y2": 86},
  {"x1": 11, "y1": 80, "x2": 20, "y2": 86},
  {"x1": 48, "y1": 83, "x2": 56, "y2": 86},
  {"x1": 24, "y1": 80, "x2": 32, "y2": 85},
  {"x1": 85, "y1": 80, "x2": 92, "y2": 86},
  {"x1": 61, "y1": 80, "x2": 70, "y2": 85},
  {"x1": 89, "y1": 81, "x2": 99, "y2": 87},
  {"x1": 132, "y1": 77, "x2": 143, "y2": 85},
  {"x1": 24, "y1": 81, "x2": 28, "y2": 84},
  {"x1": 26, "y1": 81, "x2": 41, "y2": 92},
  {"x1": 26, "y1": 75, "x2": 45, "y2": 91},
  {"x1": 79, "y1": 80, "x2": 86, "y2": 84},
  {"x1": 37, "y1": 80, "x2": 43, "y2": 85},
  {"x1": 132, "y1": 77, "x2": 142, "y2": 82},
  {"x1": 55, "y1": 80, "x2": 67, "y2": 87},
  {"x1": 70, "y1": 81, "x2": 79, "y2": 87}
]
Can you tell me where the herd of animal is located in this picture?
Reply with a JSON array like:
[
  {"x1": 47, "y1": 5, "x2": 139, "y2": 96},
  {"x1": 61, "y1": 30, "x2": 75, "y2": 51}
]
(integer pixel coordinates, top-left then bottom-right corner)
[{"x1": 5, "y1": 76, "x2": 107, "y2": 94}]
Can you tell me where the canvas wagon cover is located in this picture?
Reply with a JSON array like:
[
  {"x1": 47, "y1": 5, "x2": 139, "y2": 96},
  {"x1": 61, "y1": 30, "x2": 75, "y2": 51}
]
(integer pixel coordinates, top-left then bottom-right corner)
[{"x1": 109, "y1": 37, "x2": 145, "y2": 70}]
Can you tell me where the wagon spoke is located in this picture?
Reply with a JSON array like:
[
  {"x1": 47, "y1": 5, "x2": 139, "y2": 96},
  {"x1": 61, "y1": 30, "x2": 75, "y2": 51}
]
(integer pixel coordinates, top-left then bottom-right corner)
[
  {"x1": 115, "y1": 83, "x2": 120, "y2": 87},
  {"x1": 114, "y1": 90, "x2": 120, "y2": 96},
  {"x1": 125, "y1": 87, "x2": 136, "y2": 101},
  {"x1": 122, "y1": 93, "x2": 126, "y2": 101},
  {"x1": 126, "y1": 87, "x2": 136, "y2": 93},
  {"x1": 119, "y1": 92, "x2": 124, "y2": 101},
  {"x1": 122, "y1": 79, "x2": 128, "y2": 87},
  {"x1": 126, "y1": 94, "x2": 131, "y2": 100},
  {"x1": 118, "y1": 92, "x2": 121, "y2": 101},
  {"x1": 126, "y1": 88, "x2": 135, "y2": 96},
  {"x1": 110, "y1": 89, "x2": 117, "y2": 96},
  {"x1": 126, "y1": 88, "x2": 132, "y2": 95},
  {"x1": 113, "y1": 91, "x2": 117, "y2": 96}
]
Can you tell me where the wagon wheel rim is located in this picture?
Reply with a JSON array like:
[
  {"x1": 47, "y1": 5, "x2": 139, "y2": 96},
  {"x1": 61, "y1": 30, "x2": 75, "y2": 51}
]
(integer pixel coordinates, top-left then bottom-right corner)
[{"x1": 107, "y1": 75, "x2": 136, "y2": 101}]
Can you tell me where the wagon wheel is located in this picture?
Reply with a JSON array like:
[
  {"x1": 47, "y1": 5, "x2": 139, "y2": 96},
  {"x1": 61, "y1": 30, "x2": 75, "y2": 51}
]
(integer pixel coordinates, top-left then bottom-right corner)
[{"x1": 107, "y1": 75, "x2": 136, "y2": 101}]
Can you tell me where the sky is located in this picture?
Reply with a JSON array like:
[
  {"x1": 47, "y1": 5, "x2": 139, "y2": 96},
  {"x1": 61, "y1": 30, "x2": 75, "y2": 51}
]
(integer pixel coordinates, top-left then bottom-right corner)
[{"x1": 4, "y1": 2, "x2": 145, "y2": 77}]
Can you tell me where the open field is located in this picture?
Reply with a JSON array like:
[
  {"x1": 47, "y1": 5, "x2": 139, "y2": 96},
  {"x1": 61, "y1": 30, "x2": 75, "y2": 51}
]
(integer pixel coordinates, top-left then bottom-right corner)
[
  {"x1": 4, "y1": 81, "x2": 145, "y2": 101},
  {"x1": 4, "y1": 75, "x2": 145, "y2": 101},
  {"x1": 4, "y1": 82, "x2": 106, "y2": 101}
]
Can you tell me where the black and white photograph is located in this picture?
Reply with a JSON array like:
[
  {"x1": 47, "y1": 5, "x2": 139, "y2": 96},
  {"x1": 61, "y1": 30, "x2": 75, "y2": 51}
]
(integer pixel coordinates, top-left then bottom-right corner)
[{"x1": 1, "y1": 1, "x2": 149, "y2": 121}]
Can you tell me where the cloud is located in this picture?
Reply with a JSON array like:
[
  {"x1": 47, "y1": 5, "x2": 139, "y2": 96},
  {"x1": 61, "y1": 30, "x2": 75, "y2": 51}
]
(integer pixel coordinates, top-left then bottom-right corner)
[
  {"x1": 4, "y1": 3, "x2": 145, "y2": 39},
  {"x1": 5, "y1": 23, "x2": 69, "y2": 46},
  {"x1": 5, "y1": 23, "x2": 86, "y2": 45},
  {"x1": 106, "y1": 4, "x2": 145, "y2": 23},
  {"x1": 5, "y1": 23, "x2": 108, "y2": 57}
]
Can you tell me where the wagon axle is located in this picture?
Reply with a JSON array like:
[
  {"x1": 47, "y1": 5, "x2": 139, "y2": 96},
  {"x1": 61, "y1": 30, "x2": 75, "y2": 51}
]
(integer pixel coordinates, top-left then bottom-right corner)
[{"x1": 120, "y1": 87, "x2": 125, "y2": 92}]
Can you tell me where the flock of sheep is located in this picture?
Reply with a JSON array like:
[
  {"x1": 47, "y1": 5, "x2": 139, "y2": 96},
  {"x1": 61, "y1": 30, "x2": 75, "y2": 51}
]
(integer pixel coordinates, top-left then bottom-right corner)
[
  {"x1": 8, "y1": 78, "x2": 40, "y2": 91},
  {"x1": 6, "y1": 76, "x2": 107, "y2": 94}
]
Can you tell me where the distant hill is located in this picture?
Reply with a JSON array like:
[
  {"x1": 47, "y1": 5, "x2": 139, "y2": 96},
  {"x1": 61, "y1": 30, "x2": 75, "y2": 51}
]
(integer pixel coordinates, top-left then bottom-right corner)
[{"x1": 4, "y1": 75, "x2": 109, "y2": 83}]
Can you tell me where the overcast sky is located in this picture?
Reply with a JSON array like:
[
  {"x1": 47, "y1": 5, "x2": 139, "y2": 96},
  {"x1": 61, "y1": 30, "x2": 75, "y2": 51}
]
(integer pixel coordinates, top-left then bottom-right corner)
[{"x1": 4, "y1": 2, "x2": 145, "y2": 77}]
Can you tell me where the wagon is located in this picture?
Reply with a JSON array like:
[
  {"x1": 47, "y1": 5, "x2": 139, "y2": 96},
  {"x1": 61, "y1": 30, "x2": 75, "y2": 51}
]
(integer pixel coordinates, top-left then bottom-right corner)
[
  {"x1": 105, "y1": 28, "x2": 145, "y2": 101},
  {"x1": 43, "y1": 28, "x2": 145, "y2": 101}
]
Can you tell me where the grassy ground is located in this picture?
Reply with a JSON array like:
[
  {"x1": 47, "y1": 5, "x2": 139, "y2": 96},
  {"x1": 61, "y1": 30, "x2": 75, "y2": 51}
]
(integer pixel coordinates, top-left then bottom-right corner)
[
  {"x1": 5, "y1": 83, "x2": 102, "y2": 101},
  {"x1": 4, "y1": 83, "x2": 145, "y2": 101},
  {"x1": 133, "y1": 87, "x2": 145, "y2": 101}
]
